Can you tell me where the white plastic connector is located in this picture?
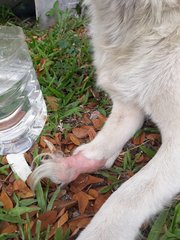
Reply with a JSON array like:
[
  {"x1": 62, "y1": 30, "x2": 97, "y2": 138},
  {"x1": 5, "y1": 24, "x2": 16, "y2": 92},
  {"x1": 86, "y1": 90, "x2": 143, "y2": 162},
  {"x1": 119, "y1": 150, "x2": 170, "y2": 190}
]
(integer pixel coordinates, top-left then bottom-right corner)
[{"x1": 7, "y1": 153, "x2": 32, "y2": 181}]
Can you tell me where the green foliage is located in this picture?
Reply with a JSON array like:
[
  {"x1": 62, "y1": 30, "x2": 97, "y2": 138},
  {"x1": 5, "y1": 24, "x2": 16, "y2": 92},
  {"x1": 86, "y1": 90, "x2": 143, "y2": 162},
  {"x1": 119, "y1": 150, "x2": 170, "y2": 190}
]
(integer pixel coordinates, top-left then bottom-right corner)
[
  {"x1": 148, "y1": 203, "x2": 180, "y2": 240},
  {"x1": 0, "y1": 6, "x2": 179, "y2": 240}
]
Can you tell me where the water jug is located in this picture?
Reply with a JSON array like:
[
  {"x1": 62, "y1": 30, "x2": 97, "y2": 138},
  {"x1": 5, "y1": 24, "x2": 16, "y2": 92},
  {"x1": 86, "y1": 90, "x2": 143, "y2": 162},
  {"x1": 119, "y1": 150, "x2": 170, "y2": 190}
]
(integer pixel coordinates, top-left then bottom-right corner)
[{"x1": 0, "y1": 26, "x2": 47, "y2": 155}]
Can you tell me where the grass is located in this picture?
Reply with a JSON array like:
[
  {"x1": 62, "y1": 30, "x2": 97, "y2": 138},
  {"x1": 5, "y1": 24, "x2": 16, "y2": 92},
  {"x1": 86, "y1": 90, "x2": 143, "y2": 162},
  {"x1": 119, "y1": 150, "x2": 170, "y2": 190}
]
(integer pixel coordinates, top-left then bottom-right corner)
[{"x1": 0, "y1": 4, "x2": 179, "y2": 240}]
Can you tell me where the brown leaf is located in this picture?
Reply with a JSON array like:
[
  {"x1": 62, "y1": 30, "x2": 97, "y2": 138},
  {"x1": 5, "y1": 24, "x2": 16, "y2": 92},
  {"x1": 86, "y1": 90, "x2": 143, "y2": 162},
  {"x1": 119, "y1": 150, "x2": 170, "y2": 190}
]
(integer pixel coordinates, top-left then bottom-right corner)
[
  {"x1": 56, "y1": 208, "x2": 66, "y2": 219},
  {"x1": 13, "y1": 179, "x2": 34, "y2": 199},
  {"x1": 54, "y1": 133, "x2": 62, "y2": 145},
  {"x1": 1, "y1": 156, "x2": 8, "y2": 165},
  {"x1": 132, "y1": 132, "x2": 146, "y2": 145},
  {"x1": 88, "y1": 189, "x2": 99, "y2": 199},
  {"x1": 32, "y1": 210, "x2": 57, "y2": 233},
  {"x1": 127, "y1": 170, "x2": 134, "y2": 178},
  {"x1": 91, "y1": 112, "x2": 106, "y2": 130},
  {"x1": 70, "y1": 174, "x2": 104, "y2": 193},
  {"x1": 67, "y1": 144, "x2": 75, "y2": 152},
  {"x1": 54, "y1": 200, "x2": 77, "y2": 211},
  {"x1": 48, "y1": 211, "x2": 68, "y2": 239},
  {"x1": 69, "y1": 134, "x2": 81, "y2": 146},
  {"x1": 93, "y1": 194, "x2": 110, "y2": 213},
  {"x1": 72, "y1": 127, "x2": 89, "y2": 139},
  {"x1": 92, "y1": 118, "x2": 104, "y2": 130},
  {"x1": 43, "y1": 139, "x2": 56, "y2": 152},
  {"x1": 98, "y1": 114, "x2": 107, "y2": 123},
  {"x1": 87, "y1": 175, "x2": 104, "y2": 185},
  {"x1": 87, "y1": 102, "x2": 98, "y2": 108},
  {"x1": 57, "y1": 211, "x2": 69, "y2": 227},
  {"x1": 70, "y1": 175, "x2": 89, "y2": 193},
  {"x1": 1, "y1": 223, "x2": 17, "y2": 234},
  {"x1": 69, "y1": 216, "x2": 91, "y2": 232},
  {"x1": 36, "y1": 58, "x2": 46, "y2": 75},
  {"x1": 146, "y1": 133, "x2": 160, "y2": 141},
  {"x1": 82, "y1": 113, "x2": 91, "y2": 125},
  {"x1": 0, "y1": 189, "x2": 13, "y2": 210},
  {"x1": 4, "y1": 184, "x2": 14, "y2": 197},
  {"x1": 85, "y1": 126, "x2": 96, "y2": 141},
  {"x1": 73, "y1": 192, "x2": 89, "y2": 214},
  {"x1": 85, "y1": 193, "x2": 95, "y2": 201},
  {"x1": 135, "y1": 154, "x2": 149, "y2": 164},
  {"x1": 40, "y1": 136, "x2": 47, "y2": 148},
  {"x1": 40, "y1": 136, "x2": 57, "y2": 148},
  {"x1": 24, "y1": 152, "x2": 33, "y2": 165},
  {"x1": 46, "y1": 96, "x2": 58, "y2": 111}
]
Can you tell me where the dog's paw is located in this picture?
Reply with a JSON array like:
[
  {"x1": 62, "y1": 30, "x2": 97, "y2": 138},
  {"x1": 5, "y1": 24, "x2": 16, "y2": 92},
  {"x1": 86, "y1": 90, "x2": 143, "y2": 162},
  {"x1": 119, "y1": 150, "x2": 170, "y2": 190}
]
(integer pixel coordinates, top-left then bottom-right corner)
[
  {"x1": 29, "y1": 152, "x2": 105, "y2": 190},
  {"x1": 74, "y1": 142, "x2": 119, "y2": 168}
]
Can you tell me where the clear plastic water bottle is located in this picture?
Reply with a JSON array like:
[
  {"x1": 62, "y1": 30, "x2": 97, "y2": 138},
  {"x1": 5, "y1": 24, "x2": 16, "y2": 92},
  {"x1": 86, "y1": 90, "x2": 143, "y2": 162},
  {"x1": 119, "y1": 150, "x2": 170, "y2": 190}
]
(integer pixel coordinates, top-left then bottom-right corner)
[
  {"x1": 35, "y1": 0, "x2": 80, "y2": 29},
  {"x1": 59, "y1": 0, "x2": 79, "y2": 10},
  {"x1": 0, "y1": 26, "x2": 47, "y2": 155}
]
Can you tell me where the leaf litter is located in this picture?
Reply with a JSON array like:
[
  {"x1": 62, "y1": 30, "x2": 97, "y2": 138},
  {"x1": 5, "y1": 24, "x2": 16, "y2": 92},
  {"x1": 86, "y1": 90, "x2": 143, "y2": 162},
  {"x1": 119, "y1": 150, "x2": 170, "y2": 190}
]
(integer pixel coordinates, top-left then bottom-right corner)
[
  {"x1": 0, "y1": 107, "x2": 170, "y2": 239},
  {"x1": 0, "y1": 10, "x2": 179, "y2": 240}
]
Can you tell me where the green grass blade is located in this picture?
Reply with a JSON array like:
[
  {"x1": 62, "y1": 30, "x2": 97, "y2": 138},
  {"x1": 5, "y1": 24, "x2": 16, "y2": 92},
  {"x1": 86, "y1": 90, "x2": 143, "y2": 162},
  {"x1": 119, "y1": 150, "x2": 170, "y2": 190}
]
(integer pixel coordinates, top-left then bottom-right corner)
[
  {"x1": 140, "y1": 145, "x2": 156, "y2": 158},
  {"x1": 36, "y1": 183, "x2": 47, "y2": 212},
  {"x1": 47, "y1": 186, "x2": 61, "y2": 211},
  {"x1": 147, "y1": 209, "x2": 169, "y2": 240},
  {"x1": 35, "y1": 220, "x2": 41, "y2": 240},
  {"x1": 54, "y1": 228, "x2": 63, "y2": 240}
]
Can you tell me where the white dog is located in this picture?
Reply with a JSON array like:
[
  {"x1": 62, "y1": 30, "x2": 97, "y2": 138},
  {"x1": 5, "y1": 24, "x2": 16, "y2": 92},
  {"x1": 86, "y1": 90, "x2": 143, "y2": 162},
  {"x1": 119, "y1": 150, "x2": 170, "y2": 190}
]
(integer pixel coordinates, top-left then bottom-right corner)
[{"x1": 30, "y1": 0, "x2": 180, "y2": 239}]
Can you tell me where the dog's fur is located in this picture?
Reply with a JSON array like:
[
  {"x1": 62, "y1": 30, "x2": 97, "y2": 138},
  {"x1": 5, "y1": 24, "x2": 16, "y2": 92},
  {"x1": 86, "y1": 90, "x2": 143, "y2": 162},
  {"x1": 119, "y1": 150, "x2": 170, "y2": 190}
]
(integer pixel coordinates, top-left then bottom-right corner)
[
  {"x1": 76, "y1": 1, "x2": 180, "y2": 239},
  {"x1": 30, "y1": 1, "x2": 180, "y2": 239}
]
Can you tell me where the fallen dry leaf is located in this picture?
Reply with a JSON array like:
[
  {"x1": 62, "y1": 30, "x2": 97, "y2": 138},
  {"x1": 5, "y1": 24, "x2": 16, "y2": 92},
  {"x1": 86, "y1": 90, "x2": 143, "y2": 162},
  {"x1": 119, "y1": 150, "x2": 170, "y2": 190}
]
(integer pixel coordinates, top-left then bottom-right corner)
[
  {"x1": 69, "y1": 133, "x2": 81, "y2": 146},
  {"x1": 67, "y1": 144, "x2": 75, "y2": 152},
  {"x1": 82, "y1": 113, "x2": 91, "y2": 125},
  {"x1": 73, "y1": 192, "x2": 90, "y2": 214},
  {"x1": 4, "y1": 183, "x2": 14, "y2": 197},
  {"x1": 40, "y1": 136, "x2": 47, "y2": 148},
  {"x1": 24, "y1": 152, "x2": 33, "y2": 165},
  {"x1": 85, "y1": 126, "x2": 97, "y2": 141},
  {"x1": 36, "y1": 57, "x2": 47, "y2": 75},
  {"x1": 40, "y1": 136, "x2": 57, "y2": 149},
  {"x1": 132, "y1": 132, "x2": 146, "y2": 145},
  {"x1": 44, "y1": 139, "x2": 56, "y2": 152},
  {"x1": 1, "y1": 156, "x2": 8, "y2": 165},
  {"x1": 72, "y1": 127, "x2": 89, "y2": 139},
  {"x1": 93, "y1": 193, "x2": 110, "y2": 213},
  {"x1": 53, "y1": 199, "x2": 77, "y2": 211},
  {"x1": 48, "y1": 211, "x2": 69, "y2": 239},
  {"x1": 54, "y1": 132, "x2": 62, "y2": 145},
  {"x1": 88, "y1": 189, "x2": 99, "y2": 199},
  {"x1": 87, "y1": 175, "x2": 105, "y2": 185},
  {"x1": 70, "y1": 174, "x2": 104, "y2": 193},
  {"x1": 32, "y1": 210, "x2": 57, "y2": 233},
  {"x1": 69, "y1": 216, "x2": 92, "y2": 232},
  {"x1": 92, "y1": 118, "x2": 104, "y2": 130},
  {"x1": 56, "y1": 208, "x2": 66, "y2": 219},
  {"x1": 0, "y1": 189, "x2": 13, "y2": 210},
  {"x1": 46, "y1": 96, "x2": 58, "y2": 111},
  {"x1": 57, "y1": 211, "x2": 69, "y2": 227},
  {"x1": 135, "y1": 154, "x2": 149, "y2": 164},
  {"x1": 1, "y1": 223, "x2": 17, "y2": 234},
  {"x1": 13, "y1": 179, "x2": 34, "y2": 199},
  {"x1": 146, "y1": 133, "x2": 160, "y2": 141},
  {"x1": 91, "y1": 112, "x2": 106, "y2": 130}
]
